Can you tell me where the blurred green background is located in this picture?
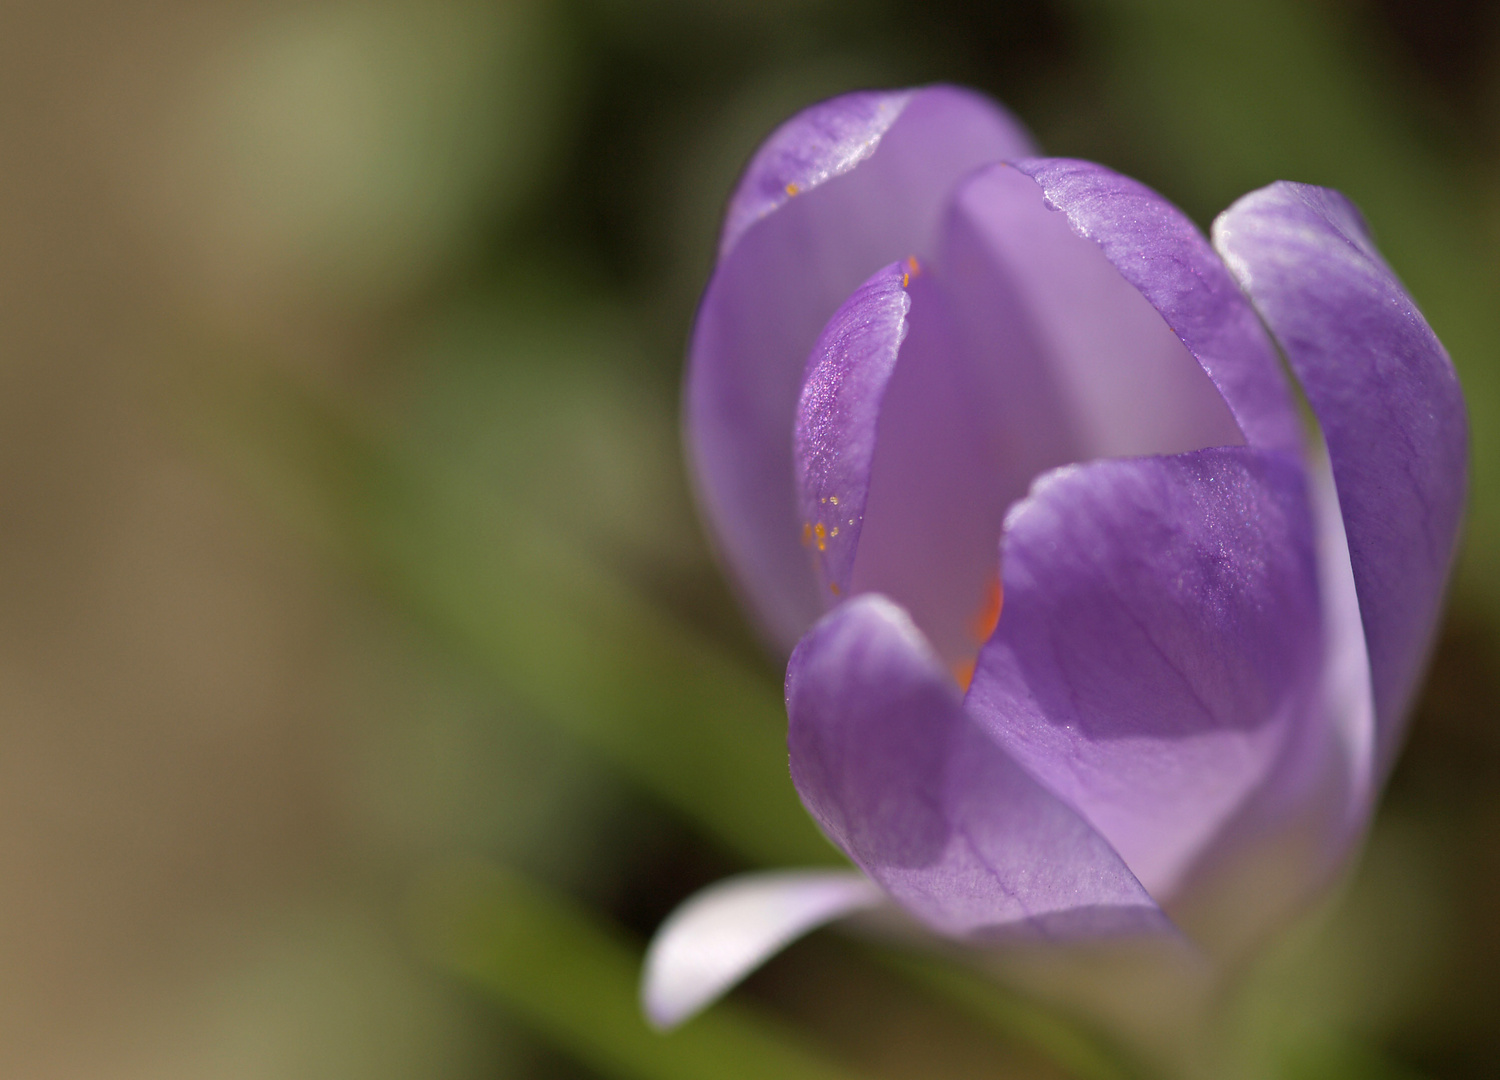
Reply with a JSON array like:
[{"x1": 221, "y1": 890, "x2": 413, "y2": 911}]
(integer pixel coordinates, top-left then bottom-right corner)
[{"x1": 1, "y1": 0, "x2": 1497, "y2": 1077}]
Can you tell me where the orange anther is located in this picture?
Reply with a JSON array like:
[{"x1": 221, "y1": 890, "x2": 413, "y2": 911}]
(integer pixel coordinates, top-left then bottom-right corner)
[
  {"x1": 952, "y1": 658, "x2": 977, "y2": 692},
  {"x1": 968, "y1": 574, "x2": 1003, "y2": 643}
]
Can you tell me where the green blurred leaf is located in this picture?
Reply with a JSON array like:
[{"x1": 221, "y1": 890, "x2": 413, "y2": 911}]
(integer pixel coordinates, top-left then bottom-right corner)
[
  {"x1": 411, "y1": 860, "x2": 875, "y2": 1080},
  {"x1": 875, "y1": 951, "x2": 1150, "y2": 1080},
  {"x1": 195, "y1": 354, "x2": 834, "y2": 869}
]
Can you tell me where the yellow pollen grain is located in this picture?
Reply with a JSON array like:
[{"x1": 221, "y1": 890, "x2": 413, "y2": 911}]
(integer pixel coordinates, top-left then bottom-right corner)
[
  {"x1": 830, "y1": 526, "x2": 839, "y2": 537},
  {"x1": 814, "y1": 522, "x2": 827, "y2": 552},
  {"x1": 829, "y1": 495, "x2": 838, "y2": 506},
  {"x1": 902, "y1": 273, "x2": 909, "y2": 288},
  {"x1": 785, "y1": 182, "x2": 800, "y2": 196},
  {"x1": 906, "y1": 255, "x2": 921, "y2": 275}
]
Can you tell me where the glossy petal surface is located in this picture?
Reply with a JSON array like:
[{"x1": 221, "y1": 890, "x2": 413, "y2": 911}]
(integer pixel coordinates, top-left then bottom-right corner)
[
  {"x1": 1213, "y1": 182, "x2": 1468, "y2": 772},
  {"x1": 787, "y1": 595, "x2": 1165, "y2": 937},
  {"x1": 688, "y1": 86, "x2": 1036, "y2": 650},
  {"x1": 1014, "y1": 158, "x2": 1302, "y2": 455},
  {"x1": 967, "y1": 448, "x2": 1323, "y2": 897},
  {"x1": 641, "y1": 870, "x2": 884, "y2": 1030}
]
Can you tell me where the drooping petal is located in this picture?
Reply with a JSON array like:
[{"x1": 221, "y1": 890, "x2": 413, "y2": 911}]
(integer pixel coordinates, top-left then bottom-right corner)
[
  {"x1": 1013, "y1": 159, "x2": 1303, "y2": 455},
  {"x1": 967, "y1": 448, "x2": 1323, "y2": 899},
  {"x1": 687, "y1": 86, "x2": 1037, "y2": 651},
  {"x1": 1212, "y1": 182, "x2": 1467, "y2": 774},
  {"x1": 641, "y1": 870, "x2": 884, "y2": 1030},
  {"x1": 787, "y1": 595, "x2": 1167, "y2": 937}
]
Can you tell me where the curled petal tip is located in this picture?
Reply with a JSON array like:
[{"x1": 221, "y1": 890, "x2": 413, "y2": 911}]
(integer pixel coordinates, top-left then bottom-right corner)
[{"x1": 640, "y1": 870, "x2": 884, "y2": 1030}]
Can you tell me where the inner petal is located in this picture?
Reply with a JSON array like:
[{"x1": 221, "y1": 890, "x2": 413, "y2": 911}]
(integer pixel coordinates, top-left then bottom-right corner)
[{"x1": 851, "y1": 164, "x2": 1244, "y2": 669}]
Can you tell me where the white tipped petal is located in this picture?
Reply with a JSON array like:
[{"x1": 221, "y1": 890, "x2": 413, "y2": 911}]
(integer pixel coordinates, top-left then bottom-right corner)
[{"x1": 641, "y1": 870, "x2": 883, "y2": 1029}]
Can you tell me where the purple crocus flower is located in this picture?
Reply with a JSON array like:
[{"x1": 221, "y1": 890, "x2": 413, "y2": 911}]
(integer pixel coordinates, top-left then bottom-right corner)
[{"x1": 642, "y1": 85, "x2": 1467, "y2": 1029}]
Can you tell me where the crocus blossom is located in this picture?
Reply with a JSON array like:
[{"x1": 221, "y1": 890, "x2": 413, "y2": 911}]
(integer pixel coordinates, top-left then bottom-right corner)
[{"x1": 642, "y1": 85, "x2": 1467, "y2": 1030}]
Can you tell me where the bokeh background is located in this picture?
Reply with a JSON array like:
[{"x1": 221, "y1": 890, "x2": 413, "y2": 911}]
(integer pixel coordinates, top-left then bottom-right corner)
[{"x1": 2, "y1": 0, "x2": 1498, "y2": 1077}]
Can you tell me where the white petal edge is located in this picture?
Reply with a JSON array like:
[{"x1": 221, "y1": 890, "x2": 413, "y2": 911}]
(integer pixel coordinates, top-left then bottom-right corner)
[
  {"x1": 1309, "y1": 442, "x2": 1376, "y2": 829},
  {"x1": 640, "y1": 869, "x2": 885, "y2": 1029}
]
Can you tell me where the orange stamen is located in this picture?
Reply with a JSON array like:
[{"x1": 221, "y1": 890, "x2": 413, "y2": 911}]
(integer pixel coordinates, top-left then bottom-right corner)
[
  {"x1": 952, "y1": 658, "x2": 977, "y2": 692},
  {"x1": 968, "y1": 574, "x2": 1003, "y2": 643}
]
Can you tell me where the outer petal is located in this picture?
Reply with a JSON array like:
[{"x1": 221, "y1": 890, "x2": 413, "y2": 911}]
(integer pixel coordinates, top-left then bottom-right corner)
[
  {"x1": 1212, "y1": 182, "x2": 1467, "y2": 774},
  {"x1": 787, "y1": 595, "x2": 1166, "y2": 937},
  {"x1": 967, "y1": 448, "x2": 1324, "y2": 898},
  {"x1": 688, "y1": 86, "x2": 1036, "y2": 651},
  {"x1": 1012, "y1": 159, "x2": 1304, "y2": 455},
  {"x1": 641, "y1": 870, "x2": 884, "y2": 1030}
]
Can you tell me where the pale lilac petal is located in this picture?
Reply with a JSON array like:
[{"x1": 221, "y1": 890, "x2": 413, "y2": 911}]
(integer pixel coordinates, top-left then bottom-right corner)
[
  {"x1": 1212, "y1": 182, "x2": 1467, "y2": 774},
  {"x1": 847, "y1": 164, "x2": 1243, "y2": 664},
  {"x1": 1167, "y1": 449, "x2": 1376, "y2": 948},
  {"x1": 1013, "y1": 159, "x2": 1303, "y2": 455},
  {"x1": 967, "y1": 448, "x2": 1323, "y2": 899},
  {"x1": 718, "y1": 86, "x2": 1037, "y2": 263},
  {"x1": 795, "y1": 165, "x2": 1247, "y2": 668},
  {"x1": 796, "y1": 252, "x2": 1064, "y2": 667},
  {"x1": 794, "y1": 262, "x2": 911, "y2": 601},
  {"x1": 640, "y1": 870, "x2": 884, "y2": 1030},
  {"x1": 1307, "y1": 444, "x2": 1376, "y2": 828},
  {"x1": 687, "y1": 86, "x2": 1036, "y2": 650},
  {"x1": 787, "y1": 595, "x2": 1167, "y2": 937}
]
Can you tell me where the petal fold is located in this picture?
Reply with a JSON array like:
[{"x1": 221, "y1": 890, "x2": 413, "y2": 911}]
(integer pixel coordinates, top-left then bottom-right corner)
[
  {"x1": 687, "y1": 86, "x2": 1036, "y2": 650},
  {"x1": 641, "y1": 870, "x2": 883, "y2": 1030},
  {"x1": 968, "y1": 448, "x2": 1324, "y2": 898},
  {"x1": 1013, "y1": 159, "x2": 1303, "y2": 454},
  {"x1": 787, "y1": 595, "x2": 1166, "y2": 938},
  {"x1": 1212, "y1": 182, "x2": 1468, "y2": 774}
]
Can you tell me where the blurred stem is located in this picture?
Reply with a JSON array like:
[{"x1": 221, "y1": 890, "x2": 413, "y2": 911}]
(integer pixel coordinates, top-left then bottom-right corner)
[
  {"x1": 412, "y1": 860, "x2": 874, "y2": 1080},
  {"x1": 874, "y1": 950, "x2": 1152, "y2": 1080}
]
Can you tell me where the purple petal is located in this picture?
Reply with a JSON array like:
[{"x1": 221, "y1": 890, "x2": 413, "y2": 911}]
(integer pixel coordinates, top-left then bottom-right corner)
[
  {"x1": 967, "y1": 448, "x2": 1324, "y2": 898},
  {"x1": 1212, "y1": 182, "x2": 1467, "y2": 774},
  {"x1": 1168, "y1": 448, "x2": 1377, "y2": 953},
  {"x1": 641, "y1": 870, "x2": 884, "y2": 1030},
  {"x1": 1013, "y1": 159, "x2": 1304, "y2": 455},
  {"x1": 794, "y1": 261, "x2": 912, "y2": 602},
  {"x1": 687, "y1": 86, "x2": 1036, "y2": 650},
  {"x1": 796, "y1": 164, "x2": 1245, "y2": 668},
  {"x1": 787, "y1": 595, "x2": 1166, "y2": 937}
]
